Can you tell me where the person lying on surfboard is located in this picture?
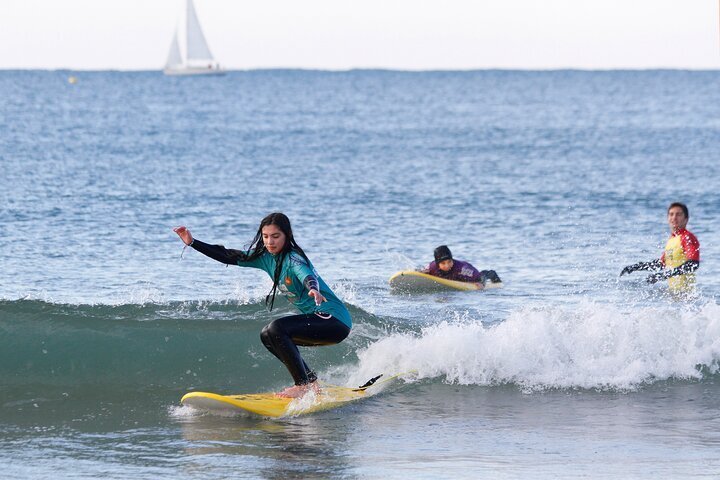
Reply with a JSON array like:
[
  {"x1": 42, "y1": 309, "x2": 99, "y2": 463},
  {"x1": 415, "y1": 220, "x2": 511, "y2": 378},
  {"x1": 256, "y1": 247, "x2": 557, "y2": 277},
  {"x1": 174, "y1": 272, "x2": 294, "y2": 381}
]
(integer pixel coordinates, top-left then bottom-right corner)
[
  {"x1": 173, "y1": 212, "x2": 352, "y2": 399},
  {"x1": 420, "y1": 245, "x2": 501, "y2": 287}
]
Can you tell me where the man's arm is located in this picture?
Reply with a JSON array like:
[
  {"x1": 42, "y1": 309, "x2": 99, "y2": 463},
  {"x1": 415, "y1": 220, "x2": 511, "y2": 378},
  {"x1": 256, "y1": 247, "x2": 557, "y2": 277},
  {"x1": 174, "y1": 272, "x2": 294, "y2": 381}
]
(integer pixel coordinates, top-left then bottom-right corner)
[
  {"x1": 620, "y1": 259, "x2": 663, "y2": 276},
  {"x1": 646, "y1": 260, "x2": 700, "y2": 284}
]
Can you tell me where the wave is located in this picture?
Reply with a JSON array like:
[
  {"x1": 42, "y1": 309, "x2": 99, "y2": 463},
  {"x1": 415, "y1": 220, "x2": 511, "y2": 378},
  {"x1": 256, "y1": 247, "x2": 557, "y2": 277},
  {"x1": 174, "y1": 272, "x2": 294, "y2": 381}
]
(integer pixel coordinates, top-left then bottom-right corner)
[
  {"x1": 2, "y1": 299, "x2": 719, "y2": 395},
  {"x1": 0, "y1": 299, "x2": 399, "y2": 393},
  {"x1": 346, "y1": 300, "x2": 720, "y2": 391}
]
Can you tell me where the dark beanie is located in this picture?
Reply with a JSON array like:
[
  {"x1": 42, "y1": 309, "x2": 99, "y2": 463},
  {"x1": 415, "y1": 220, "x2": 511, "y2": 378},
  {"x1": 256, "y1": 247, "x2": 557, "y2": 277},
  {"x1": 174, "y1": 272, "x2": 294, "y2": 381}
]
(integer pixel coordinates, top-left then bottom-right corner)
[{"x1": 434, "y1": 245, "x2": 453, "y2": 263}]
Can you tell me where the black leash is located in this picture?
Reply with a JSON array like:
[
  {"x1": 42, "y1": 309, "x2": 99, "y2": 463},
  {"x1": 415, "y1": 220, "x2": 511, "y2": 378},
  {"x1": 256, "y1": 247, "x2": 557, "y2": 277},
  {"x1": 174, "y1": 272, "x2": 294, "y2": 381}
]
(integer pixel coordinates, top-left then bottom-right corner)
[{"x1": 354, "y1": 374, "x2": 383, "y2": 391}]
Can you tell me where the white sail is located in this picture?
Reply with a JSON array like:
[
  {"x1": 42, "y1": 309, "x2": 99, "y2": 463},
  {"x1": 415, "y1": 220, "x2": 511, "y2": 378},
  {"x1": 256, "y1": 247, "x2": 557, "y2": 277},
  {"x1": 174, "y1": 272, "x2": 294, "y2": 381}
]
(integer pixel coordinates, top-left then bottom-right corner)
[
  {"x1": 165, "y1": 30, "x2": 182, "y2": 69},
  {"x1": 163, "y1": 0, "x2": 224, "y2": 75},
  {"x1": 185, "y1": 0, "x2": 214, "y2": 63}
]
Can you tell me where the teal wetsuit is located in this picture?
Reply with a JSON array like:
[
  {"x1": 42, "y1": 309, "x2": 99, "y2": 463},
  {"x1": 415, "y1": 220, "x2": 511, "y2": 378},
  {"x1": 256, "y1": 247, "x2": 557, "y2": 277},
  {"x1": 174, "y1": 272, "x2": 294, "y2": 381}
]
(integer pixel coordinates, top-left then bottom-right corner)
[
  {"x1": 235, "y1": 249, "x2": 351, "y2": 328},
  {"x1": 191, "y1": 239, "x2": 351, "y2": 385}
]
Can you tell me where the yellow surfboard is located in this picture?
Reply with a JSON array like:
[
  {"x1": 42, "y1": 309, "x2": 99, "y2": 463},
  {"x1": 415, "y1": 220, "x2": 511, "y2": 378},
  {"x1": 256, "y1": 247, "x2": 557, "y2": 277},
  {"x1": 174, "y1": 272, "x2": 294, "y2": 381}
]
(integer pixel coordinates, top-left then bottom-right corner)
[
  {"x1": 181, "y1": 373, "x2": 407, "y2": 418},
  {"x1": 389, "y1": 270, "x2": 503, "y2": 293}
]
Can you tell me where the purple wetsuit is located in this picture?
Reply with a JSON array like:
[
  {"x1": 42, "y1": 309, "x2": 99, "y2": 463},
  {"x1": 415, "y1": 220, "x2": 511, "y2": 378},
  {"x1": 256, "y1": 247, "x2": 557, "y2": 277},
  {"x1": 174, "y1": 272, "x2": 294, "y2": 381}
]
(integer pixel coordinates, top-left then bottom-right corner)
[{"x1": 422, "y1": 259, "x2": 483, "y2": 282}]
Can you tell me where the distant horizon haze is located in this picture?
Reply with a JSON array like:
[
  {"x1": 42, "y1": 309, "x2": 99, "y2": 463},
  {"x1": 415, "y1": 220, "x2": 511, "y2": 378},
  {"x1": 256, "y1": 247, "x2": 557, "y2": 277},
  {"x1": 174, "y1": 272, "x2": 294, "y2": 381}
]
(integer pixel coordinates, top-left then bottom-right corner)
[{"x1": 1, "y1": 0, "x2": 718, "y2": 71}]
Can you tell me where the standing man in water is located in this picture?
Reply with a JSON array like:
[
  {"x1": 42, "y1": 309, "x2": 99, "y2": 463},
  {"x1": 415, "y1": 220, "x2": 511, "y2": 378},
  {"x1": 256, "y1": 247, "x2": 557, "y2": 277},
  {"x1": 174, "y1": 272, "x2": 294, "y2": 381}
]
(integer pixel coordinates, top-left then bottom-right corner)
[{"x1": 620, "y1": 202, "x2": 700, "y2": 292}]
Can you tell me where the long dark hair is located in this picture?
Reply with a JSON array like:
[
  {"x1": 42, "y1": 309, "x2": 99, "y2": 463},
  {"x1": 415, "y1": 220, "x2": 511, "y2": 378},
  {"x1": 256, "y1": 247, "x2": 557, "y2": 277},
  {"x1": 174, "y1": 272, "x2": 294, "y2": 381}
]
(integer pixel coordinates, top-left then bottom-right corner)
[{"x1": 244, "y1": 212, "x2": 310, "y2": 311}]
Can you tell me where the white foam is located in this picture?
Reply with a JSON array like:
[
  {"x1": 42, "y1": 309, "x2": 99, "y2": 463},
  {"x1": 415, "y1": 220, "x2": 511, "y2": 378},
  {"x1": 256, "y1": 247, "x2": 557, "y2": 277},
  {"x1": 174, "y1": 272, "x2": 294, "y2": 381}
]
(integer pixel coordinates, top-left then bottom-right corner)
[
  {"x1": 330, "y1": 280, "x2": 358, "y2": 305},
  {"x1": 387, "y1": 250, "x2": 419, "y2": 271},
  {"x1": 168, "y1": 403, "x2": 247, "y2": 418},
  {"x1": 118, "y1": 286, "x2": 166, "y2": 305},
  {"x1": 347, "y1": 300, "x2": 720, "y2": 391},
  {"x1": 231, "y1": 278, "x2": 272, "y2": 305},
  {"x1": 284, "y1": 389, "x2": 320, "y2": 416},
  {"x1": 168, "y1": 404, "x2": 202, "y2": 418}
]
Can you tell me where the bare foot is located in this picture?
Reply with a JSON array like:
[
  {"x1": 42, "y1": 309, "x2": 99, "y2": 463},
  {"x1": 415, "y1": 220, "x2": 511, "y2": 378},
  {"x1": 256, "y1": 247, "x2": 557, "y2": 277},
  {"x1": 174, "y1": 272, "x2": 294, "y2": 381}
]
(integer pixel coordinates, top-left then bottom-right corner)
[{"x1": 276, "y1": 382, "x2": 320, "y2": 398}]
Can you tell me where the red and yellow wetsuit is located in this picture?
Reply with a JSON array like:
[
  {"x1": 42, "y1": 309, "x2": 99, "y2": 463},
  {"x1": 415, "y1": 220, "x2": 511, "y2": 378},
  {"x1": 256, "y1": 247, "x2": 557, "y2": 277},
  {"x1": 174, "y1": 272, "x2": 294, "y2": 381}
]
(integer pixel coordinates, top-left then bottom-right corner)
[
  {"x1": 621, "y1": 228, "x2": 700, "y2": 293},
  {"x1": 660, "y1": 228, "x2": 700, "y2": 292}
]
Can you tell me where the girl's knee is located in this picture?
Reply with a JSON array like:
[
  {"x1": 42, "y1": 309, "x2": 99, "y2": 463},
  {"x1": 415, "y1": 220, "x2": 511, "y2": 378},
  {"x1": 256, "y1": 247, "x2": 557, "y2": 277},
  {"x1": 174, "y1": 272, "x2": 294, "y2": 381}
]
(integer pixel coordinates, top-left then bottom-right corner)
[
  {"x1": 261, "y1": 320, "x2": 284, "y2": 341},
  {"x1": 260, "y1": 325, "x2": 270, "y2": 344}
]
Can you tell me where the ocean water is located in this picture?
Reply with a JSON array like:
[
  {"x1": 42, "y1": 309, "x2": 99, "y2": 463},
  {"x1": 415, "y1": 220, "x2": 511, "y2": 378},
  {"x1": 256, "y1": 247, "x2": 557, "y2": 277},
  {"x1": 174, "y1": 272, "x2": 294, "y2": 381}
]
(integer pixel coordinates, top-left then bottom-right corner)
[{"x1": 1, "y1": 70, "x2": 720, "y2": 479}]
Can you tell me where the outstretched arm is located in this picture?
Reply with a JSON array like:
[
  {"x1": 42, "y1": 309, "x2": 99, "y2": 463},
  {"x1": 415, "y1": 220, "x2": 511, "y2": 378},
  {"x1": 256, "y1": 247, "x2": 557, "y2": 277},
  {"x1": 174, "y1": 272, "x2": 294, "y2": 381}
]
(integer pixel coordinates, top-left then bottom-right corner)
[
  {"x1": 173, "y1": 226, "x2": 249, "y2": 265},
  {"x1": 620, "y1": 259, "x2": 663, "y2": 276},
  {"x1": 174, "y1": 226, "x2": 194, "y2": 245},
  {"x1": 646, "y1": 260, "x2": 699, "y2": 284},
  {"x1": 191, "y1": 239, "x2": 250, "y2": 265}
]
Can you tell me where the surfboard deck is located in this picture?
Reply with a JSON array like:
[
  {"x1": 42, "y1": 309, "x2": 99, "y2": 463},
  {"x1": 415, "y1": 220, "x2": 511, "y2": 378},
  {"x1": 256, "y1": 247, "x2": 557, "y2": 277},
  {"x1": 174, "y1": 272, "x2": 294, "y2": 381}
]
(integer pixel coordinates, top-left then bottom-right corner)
[
  {"x1": 389, "y1": 270, "x2": 503, "y2": 293},
  {"x1": 181, "y1": 372, "x2": 408, "y2": 418}
]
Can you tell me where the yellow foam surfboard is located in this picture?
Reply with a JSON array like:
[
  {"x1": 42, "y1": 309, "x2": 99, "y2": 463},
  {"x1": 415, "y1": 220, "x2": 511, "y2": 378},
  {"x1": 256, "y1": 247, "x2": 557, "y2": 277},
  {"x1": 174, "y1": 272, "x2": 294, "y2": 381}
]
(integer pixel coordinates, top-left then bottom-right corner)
[
  {"x1": 389, "y1": 270, "x2": 503, "y2": 293},
  {"x1": 181, "y1": 373, "x2": 408, "y2": 418}
]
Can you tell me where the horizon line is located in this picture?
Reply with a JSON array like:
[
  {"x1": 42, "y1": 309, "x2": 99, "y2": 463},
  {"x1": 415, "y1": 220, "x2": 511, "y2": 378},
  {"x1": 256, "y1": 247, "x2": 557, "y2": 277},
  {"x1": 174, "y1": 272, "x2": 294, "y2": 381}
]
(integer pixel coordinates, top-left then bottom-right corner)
[{"x1": 2, "y1": 67, "x2": 720, "y2": 73}]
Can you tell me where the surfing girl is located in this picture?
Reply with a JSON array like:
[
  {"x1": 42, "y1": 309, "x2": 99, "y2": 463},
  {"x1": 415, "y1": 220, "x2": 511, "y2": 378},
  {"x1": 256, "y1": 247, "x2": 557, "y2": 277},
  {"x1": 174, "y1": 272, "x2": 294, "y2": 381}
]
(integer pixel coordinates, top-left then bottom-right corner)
[{"x1": 174, "y1": 212, "x2": 352, "y2": 398}]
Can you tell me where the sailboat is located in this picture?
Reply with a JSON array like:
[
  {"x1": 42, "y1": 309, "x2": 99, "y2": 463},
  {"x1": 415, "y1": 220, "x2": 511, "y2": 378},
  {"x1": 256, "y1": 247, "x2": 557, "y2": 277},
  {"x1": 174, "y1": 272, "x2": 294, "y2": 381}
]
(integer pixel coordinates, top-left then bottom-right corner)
[{"x1": 163, "y1": 0, "x2": 224, "y2": 76}]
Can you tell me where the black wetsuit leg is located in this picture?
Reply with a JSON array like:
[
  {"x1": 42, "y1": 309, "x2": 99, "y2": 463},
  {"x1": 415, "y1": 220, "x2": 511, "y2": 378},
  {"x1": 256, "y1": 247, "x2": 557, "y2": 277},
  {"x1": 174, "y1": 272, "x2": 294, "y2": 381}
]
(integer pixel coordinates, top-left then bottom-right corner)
[{"x1": 260, "y1": 314, "x2": 350, "y2": 385}]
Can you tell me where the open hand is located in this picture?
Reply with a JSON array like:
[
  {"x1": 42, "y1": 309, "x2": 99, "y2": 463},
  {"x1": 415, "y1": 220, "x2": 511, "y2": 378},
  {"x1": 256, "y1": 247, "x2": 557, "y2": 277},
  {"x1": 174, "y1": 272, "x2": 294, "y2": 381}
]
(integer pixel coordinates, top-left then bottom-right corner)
[
  {"x1": 308, "y1": 289, "x2": 326, "y2": 306},
  {"x1": 620, "y1": 265, "x2": 633, "y2": 277},
  {"x1": 173, "y1": 226, "x2": 194, "y2": 246}
]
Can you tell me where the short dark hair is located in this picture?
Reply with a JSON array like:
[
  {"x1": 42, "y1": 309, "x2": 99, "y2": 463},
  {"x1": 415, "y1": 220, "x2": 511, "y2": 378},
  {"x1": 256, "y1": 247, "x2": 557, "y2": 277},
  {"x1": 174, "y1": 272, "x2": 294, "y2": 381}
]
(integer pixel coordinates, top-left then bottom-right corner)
[{"x1": 667, "y1": 202, "x2": 689, "y2": 219}]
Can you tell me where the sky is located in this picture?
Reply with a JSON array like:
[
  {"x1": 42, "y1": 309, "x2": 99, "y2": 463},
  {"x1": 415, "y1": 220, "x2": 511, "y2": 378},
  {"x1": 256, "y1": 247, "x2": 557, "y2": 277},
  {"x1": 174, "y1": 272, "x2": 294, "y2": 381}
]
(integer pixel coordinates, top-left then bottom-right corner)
[{"x1": 1, "y1": 0, "x2": 718, "y2": 70}]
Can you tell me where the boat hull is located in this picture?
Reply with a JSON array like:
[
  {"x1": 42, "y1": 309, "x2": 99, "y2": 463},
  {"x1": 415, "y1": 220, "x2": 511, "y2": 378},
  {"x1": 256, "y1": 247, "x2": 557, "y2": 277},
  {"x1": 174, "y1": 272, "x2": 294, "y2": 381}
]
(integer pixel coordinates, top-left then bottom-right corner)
[{"x1": 163, "y1": 66, "x2": 226, "y2": 76}]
